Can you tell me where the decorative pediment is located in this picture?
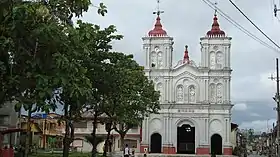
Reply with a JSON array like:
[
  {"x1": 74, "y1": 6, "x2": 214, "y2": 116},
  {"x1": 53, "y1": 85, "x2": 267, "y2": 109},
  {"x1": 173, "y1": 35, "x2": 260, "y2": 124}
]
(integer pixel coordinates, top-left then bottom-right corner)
[{"x1": 173, "y1": 60, "x2": 198, "y2": 69}]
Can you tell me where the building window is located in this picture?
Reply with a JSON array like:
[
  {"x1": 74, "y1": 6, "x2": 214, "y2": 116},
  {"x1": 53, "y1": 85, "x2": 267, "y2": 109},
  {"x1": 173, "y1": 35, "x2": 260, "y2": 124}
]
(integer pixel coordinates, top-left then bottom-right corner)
[{"x1": 73, "y1": 121, "x2": 87, "y2": 128}]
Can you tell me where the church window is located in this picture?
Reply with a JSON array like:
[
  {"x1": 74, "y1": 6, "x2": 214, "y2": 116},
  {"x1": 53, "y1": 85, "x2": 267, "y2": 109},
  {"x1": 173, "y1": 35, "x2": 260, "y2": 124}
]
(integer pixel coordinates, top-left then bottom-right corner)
[
  {"x1": 156, "y1": 83, "x2": 163, "y2": 101},
  {"x1": 216, "y1": 83, "x2": 223, "y2": 104},
  {"x1": 176, "y1": 85, "x2": 183, "y2": 102},
  {"x1": 151, "y1": 52, "x2": 157, "y2": 68},
  {"x1": 210, "y1": 52, "x2": 215, "y2": 69},
  {"x1": 209, "y1": 83, "x2": 216, "y2": 103},
  {"x1": 188, "y1": 85, "x2": 196, "y2": 103},
  {"x1": 157, "y1": 52, "x2": 163, "y2": 68},
  {"x1": 216, "y1": 52, "x2": 223, "y2": 69},
  {"x1": 184, "y1": 86, "x2": 188, "y2": 102}
]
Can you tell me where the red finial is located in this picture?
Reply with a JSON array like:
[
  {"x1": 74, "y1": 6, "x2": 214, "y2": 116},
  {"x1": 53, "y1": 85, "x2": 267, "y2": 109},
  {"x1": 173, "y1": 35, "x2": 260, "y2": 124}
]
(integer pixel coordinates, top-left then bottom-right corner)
[
  {"x1": 183, "y1": 45, "x2": 190, "y2": 64},
  {"x1": 206, "y1": 12, "x2": 225, "y2": 37},
  {"x1": 148, "y1": 15, "x2": 167, "y2": 37},
  {"x1": 148, "y1": 0, "x2": 167, "y2": 37}
]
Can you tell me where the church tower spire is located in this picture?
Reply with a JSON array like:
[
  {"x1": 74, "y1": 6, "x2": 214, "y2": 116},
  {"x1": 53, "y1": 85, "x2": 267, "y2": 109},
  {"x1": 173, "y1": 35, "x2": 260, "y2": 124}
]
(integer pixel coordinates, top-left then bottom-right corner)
[
  {"x1": 142, "y1": 0, "x2": 173, "y2": 70},
  {"x1": 148, "y1": 0, "x2": 167, "y2": 37},
  {"x1": 206, "y1": 5, "x2": 225, "y2": 37},
  {"x1": 200, "y1": 5, "x2": 232, "y2": 69}
]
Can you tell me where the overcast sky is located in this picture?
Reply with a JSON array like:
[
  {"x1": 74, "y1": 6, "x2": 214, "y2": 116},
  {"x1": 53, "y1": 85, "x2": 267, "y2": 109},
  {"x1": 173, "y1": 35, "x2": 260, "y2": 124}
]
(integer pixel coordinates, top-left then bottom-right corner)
[
  {"x1": 73, "y1": 0, "x2": 280, "y2": 132},
  {"x1": 22, "y1": 0, "x2": 280, "y2": 133}
]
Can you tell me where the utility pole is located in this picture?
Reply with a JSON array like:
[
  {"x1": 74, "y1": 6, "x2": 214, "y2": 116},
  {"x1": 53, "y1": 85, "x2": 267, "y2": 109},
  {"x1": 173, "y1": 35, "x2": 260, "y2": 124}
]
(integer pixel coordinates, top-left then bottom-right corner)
[{"x1": 269, "y1": 58, "x2": 280, "y2": 156}]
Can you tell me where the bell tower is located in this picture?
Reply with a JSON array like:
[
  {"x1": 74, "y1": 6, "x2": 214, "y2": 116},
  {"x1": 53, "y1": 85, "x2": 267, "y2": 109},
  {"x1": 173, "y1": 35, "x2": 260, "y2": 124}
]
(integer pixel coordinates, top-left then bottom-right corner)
[
  {"x1": 200, "y1": 11, "x2": 232, "y2": 70},
  {"x1": 142, "y1": 0, "x2": 174, "y2": 70}
]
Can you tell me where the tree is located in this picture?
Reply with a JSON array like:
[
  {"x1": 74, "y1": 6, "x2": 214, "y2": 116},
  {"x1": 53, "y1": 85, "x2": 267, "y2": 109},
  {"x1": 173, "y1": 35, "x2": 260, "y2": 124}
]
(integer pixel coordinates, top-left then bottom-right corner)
[
  {"x1": 102, "y1": 53, "x2": 160, "y2": 151},
  {"x1": 0, "y1": 2, "x2": 73, "y2": 156},
  {"x1": 73, "y1": 20, "x2": 122, "y2": 157}
]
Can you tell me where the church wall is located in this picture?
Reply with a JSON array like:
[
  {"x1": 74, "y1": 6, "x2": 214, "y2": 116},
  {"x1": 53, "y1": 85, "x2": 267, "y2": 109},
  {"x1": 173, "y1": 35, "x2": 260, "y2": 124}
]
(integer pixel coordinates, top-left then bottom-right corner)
[{"x1": 141, "y1": 14, "x2": 233, "y2": 155}]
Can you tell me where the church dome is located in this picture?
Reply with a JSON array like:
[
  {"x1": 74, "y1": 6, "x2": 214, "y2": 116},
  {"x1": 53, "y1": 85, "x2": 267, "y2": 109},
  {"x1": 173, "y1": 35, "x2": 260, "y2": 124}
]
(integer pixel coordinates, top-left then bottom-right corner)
[
  {"x1": 148, "y1": 16, "x2": 167, "y2": 37},
  {"x1": 206, "y1": 14, "x2": 225, "y2": 37}
]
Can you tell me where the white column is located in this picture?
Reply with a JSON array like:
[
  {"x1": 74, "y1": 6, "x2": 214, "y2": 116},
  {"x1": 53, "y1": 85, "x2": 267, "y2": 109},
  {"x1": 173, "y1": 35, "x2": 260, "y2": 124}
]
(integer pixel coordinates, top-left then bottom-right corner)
[
  {"x1": 146, "y1": 47, "x2": 150, "y2": 68},
  {"x1": 167, "y1": 79, "x2": 169, "y2": 101},
  {"x1": 171, "y1": 79, "x2": 174, "y2": 102},
  {"x1": 146, "y1": 117, "x2": 149, "y2": 143},
  {"x1": 204, "y1": 119, "x2": 207, "y2": 142},
  {"x1": 223, "y1": 79, "x2": 226, "y2": 103},
  {"x1": 206, "y1": 118, "x2": 209, "y2": 144},
  {"x1": 199, "y1": 79, "x2": 203, "y2": 102},
  {"x1": 142, "y1": 119, "x2": 146, "y2": 143},
  {"x1": 165, "y1": 80, "x2": 168, "y2": 102},
  {"x1": 206, "y1": 46, "x2": 209, "y2": 67},
  {"x1": 225, "y1": 118, "x2": 228, "y2": 142},
  {"x1": 224, "y1": 46, "x2": 228, "y2": 67},
  {"x1": 169, "y1": 117, "x2": 172, "y2": 144},
  {"x1": 163, "y1": 117, "x2": 167, "y2": 143},
  {"x1": 165, "y1": 47, "x2": 168, "y2": 68},
  {"x1": 205, "y1": 80, "x2": 209, "y2": 102},
  {"x1": 228, "y1": 46, "x2": 231, "y2": 68},
  {"x1": 228, "y1": 79, "x2": 231, "y2": 102}
]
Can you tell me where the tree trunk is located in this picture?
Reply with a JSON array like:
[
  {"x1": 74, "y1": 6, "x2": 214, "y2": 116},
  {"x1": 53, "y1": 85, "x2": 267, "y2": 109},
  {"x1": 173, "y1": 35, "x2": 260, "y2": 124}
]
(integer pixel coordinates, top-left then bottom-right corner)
[
  {"x1": 120, "y1": 134, "x2": 125, "y2": 151},
  {"x1": 91, "y1": 113, "x2": 98, "y2": 157},
  {"x1": 63, "y1": 105, "x2": 70, "y2": 157},
  {"x1": 103, "y1": 127, "x2": 111, "y2": 157},
  {"x1": 24, "y1": 109, "x2": 32, "y2": 157}
]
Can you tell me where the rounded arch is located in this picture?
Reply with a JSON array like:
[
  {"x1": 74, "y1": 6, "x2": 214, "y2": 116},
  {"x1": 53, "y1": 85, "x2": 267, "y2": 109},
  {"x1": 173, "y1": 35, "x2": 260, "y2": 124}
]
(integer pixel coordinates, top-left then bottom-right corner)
[
  {"x1": 209, "y1": 118, "x2": 222, "y2": 125},
  {"x1": 150, "y1": 132, "x2": 162, "y2": 153},
  {"x1": 209, "y1": 119, "x2": 223, "y2": 133},
  {"x1": 175, "y1": 118, "x2": 198, "y2": 128},
  {"x1": 174, "y1": 77, "x2": 198, "y2": 87},
  {"x1": 174, "y1": 77, "x2": 199, "y2": 103},
  {"x1": 211, "y1": 133, "x2": 223, "y2": 155}
]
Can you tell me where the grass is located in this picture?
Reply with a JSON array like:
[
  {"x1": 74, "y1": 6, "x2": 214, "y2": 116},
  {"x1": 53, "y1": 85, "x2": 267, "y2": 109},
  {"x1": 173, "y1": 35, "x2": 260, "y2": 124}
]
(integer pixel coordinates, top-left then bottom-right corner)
[{"x1": 28, "y1": 152, "x2": 99, "y2": 157}]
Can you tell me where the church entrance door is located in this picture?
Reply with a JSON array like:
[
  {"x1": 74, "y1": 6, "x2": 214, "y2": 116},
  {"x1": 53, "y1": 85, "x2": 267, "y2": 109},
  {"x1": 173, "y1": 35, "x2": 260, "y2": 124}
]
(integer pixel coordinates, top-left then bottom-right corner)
[
  {"x1": 150, "y1": 133, "x2": 162, "y2": 153},
  {"x1": 177, "y1": 124, "x2": 195, "y2": 154},
  {"x1": 211, "y1": 134, "x2": 222, "y2": 155}
]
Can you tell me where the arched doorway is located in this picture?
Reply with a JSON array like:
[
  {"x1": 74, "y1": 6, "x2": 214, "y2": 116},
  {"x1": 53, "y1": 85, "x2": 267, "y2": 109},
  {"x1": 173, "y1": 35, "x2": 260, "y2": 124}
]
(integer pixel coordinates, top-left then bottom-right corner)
[
  {"x1": 211, "y1": 134, "x2": 222, "y2": 155},
  {"x1": 177, "y1": 124, "x2": 195, "y2": 154},
  {"x1": 150, "y1": 133, "x2": 162, "y2": 153}
]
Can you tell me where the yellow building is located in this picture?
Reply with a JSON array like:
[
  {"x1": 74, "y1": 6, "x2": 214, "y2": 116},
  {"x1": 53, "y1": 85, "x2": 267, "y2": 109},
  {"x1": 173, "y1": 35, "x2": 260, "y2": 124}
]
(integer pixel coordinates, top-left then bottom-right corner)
[{"x1": 19, "y1": 113, "x2": 64, "y2": 148}]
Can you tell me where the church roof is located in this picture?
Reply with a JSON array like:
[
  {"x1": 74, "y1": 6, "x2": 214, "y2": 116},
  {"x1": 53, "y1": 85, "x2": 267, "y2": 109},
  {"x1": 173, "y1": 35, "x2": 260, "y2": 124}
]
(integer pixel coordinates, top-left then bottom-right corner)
[
  {"x1": 148, "y1": 15, "x2": 167, "y2": 37},
  {"x1": 206, "y1": 13, "x2": 225, "y2": 37}
]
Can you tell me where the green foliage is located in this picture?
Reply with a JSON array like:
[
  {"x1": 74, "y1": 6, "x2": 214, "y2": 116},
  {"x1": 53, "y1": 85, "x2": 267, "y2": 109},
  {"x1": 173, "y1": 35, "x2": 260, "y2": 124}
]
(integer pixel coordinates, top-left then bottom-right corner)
[{"x1": 100, "y1": 52, "x2": 160, "y2": 136}]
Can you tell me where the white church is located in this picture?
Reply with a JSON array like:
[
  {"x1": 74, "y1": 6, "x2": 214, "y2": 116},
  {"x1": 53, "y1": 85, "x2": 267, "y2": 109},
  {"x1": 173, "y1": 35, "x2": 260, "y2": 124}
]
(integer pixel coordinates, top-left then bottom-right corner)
[{"x1": 140, "y1": 10, "x2": 233, "y2": 155}]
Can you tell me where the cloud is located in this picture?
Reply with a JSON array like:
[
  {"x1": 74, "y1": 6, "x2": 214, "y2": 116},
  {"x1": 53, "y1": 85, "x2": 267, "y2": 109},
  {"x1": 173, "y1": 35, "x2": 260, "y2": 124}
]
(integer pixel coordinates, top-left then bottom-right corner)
[
  {"x1": 233, "y1": 103, "x2": 247, "y2": 111},
  {"x1": 250, "y1": 113, "x2": 261, "y2": 117},
  {"x1": 78, "y1": 0, "x2": 280, "y2": 127}
]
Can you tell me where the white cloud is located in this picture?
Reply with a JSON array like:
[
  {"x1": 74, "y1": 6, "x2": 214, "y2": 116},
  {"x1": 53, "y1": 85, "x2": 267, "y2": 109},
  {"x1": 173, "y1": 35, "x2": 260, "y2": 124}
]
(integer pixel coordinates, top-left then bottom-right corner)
[
  {"x1": 233, "y1": 103, "x2": 247, "y2": 111},
  {"x1": 250, "y1": 113, "x2": 261, "y2": 117},
  {"x1": 239, "y1": 119, "x2": 277, "y2": 133}
]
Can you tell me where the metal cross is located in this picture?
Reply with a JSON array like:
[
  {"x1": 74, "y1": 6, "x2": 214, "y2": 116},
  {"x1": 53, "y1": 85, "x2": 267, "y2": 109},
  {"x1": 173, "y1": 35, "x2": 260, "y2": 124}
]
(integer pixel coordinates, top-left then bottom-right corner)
[
  {"x1": 269, "y1": 74, "x2": 277, "y2": 81},
  {"x1": 214, "y1": 1, "x2": 218, "y2": 15},
  {"x1": 153, "y1": 0, "x2": 164, "y2": 16}
]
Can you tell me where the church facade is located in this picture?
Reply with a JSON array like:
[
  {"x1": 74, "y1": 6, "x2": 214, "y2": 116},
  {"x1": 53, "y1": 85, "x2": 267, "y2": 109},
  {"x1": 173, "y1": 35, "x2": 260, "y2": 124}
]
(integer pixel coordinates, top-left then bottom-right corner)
[{"x1": 140, "y1": 13, "x2": 233, "y2": 155}]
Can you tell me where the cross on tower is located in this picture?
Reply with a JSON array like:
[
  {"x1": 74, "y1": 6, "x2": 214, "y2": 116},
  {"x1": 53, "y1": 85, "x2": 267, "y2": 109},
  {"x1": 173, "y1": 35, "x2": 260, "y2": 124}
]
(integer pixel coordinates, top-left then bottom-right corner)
[
  {"x1": 153, "y1": 0, "x2": 164, "y2": 16},
  {"x1": 214, "y1": 1, "x2": 218, "y2": 15}
]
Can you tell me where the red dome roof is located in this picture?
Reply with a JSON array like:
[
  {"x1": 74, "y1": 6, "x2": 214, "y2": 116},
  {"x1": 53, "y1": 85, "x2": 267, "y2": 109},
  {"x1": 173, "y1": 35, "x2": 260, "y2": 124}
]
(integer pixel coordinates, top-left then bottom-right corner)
[
  {"x1": 206, "y1": 14, "x2": 225, "y2": 37},
  {"x1": 148, "y1": 16, "x2": 167, "y2": 37}
]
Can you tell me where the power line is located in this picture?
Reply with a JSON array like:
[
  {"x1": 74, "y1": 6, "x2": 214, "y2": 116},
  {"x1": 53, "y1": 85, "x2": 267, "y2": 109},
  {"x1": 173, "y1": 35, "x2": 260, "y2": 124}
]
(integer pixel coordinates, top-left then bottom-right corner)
[
  {"x1": 202, "y1": 0, "x2": 280, "y2": 53},
  {"x1": 229, "y1": 0, "x2": 280, "y2": 50}
]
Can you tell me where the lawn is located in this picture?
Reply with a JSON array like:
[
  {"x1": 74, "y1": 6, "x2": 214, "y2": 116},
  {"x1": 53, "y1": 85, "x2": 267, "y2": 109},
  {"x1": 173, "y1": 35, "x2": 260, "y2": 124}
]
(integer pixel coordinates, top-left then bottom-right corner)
[{"x1": 28, "y1": 152, "x2": 92, "y2": 157}]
